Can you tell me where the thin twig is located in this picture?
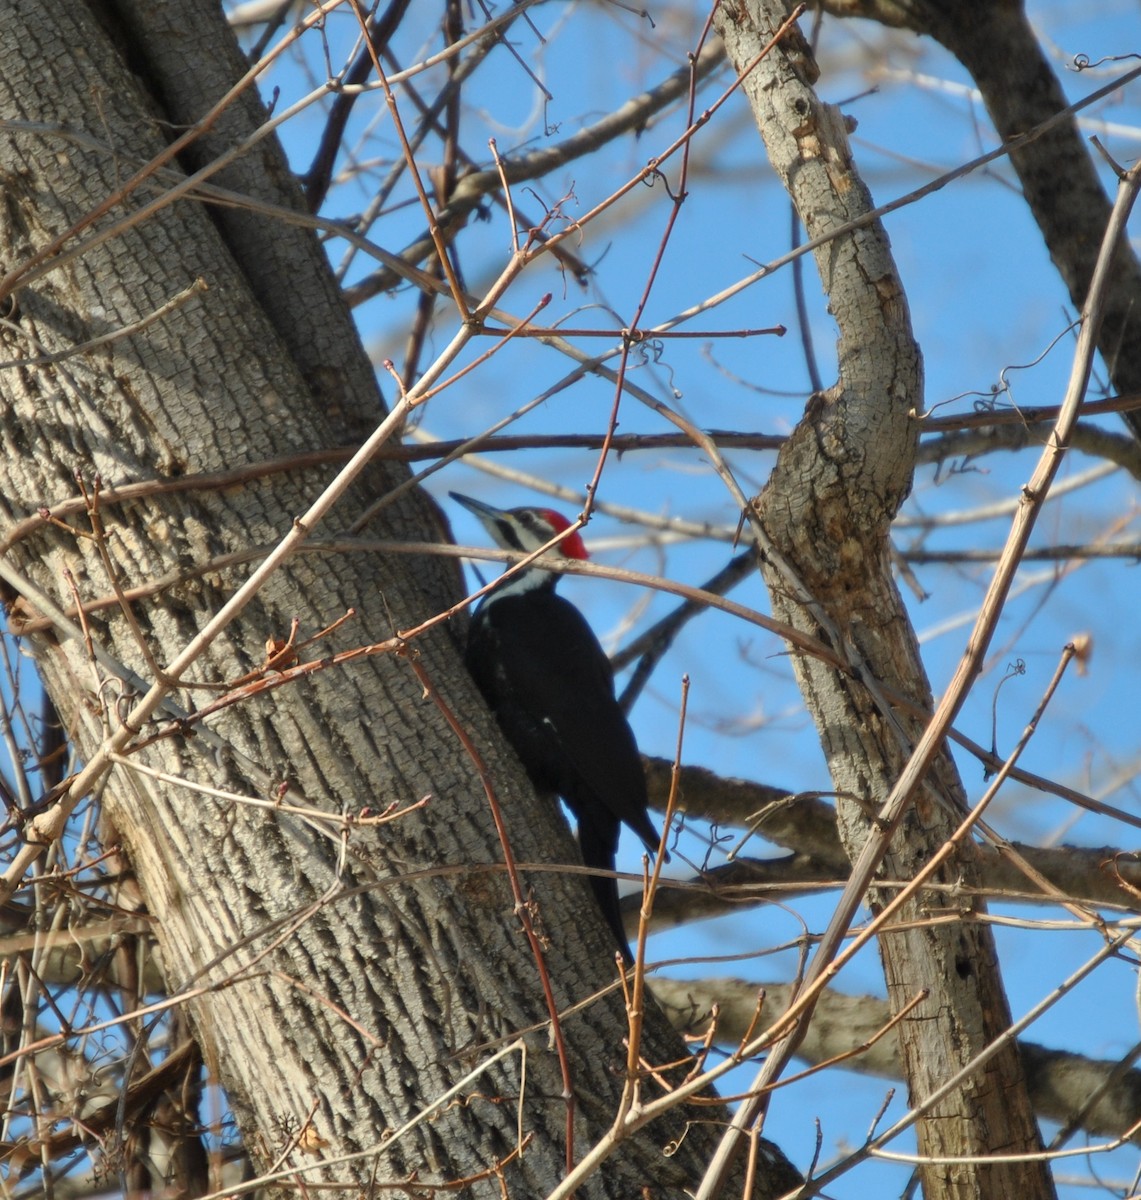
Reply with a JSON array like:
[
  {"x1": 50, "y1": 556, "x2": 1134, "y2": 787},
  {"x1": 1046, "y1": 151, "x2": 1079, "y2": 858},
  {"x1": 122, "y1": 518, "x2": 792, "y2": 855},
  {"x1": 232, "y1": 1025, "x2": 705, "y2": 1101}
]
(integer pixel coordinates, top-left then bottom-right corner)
[{"x1": 696, "y1": 155, "x2": 1141, "y2": 1199}]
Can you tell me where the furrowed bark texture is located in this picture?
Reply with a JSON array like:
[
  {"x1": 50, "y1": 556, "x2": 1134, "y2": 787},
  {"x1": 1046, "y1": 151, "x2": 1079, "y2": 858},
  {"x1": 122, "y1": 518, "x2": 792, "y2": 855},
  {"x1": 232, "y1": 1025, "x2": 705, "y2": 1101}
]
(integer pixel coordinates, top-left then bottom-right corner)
[
  {"x1": 0, "y1": 2, "x2": 781, "y2": 1194},
  {"x1": 712, "y1": 4, "x2": 1052, "y2": 1198},
  {"x1": 825, "y1": 0, "x2": 1141, "y2": 443}
]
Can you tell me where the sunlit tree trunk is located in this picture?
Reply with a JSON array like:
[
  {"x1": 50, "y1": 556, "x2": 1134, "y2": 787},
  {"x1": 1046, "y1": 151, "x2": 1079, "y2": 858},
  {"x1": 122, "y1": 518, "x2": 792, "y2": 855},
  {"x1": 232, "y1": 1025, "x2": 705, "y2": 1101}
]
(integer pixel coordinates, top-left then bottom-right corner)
[
  {"x1": 712, "y1": 4, "x2": 1053, "y2": 1197},
  {"x1": 0, "y1": 2, "x2": 789, "y2": 1194}
]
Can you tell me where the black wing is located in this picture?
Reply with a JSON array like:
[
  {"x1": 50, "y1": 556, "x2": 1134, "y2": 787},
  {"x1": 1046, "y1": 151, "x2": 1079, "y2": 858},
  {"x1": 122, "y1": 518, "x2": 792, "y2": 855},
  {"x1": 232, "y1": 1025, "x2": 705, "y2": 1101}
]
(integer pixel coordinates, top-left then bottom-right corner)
[{"x1": 466, "y1": 591, "x2": 661, "y2": 855}]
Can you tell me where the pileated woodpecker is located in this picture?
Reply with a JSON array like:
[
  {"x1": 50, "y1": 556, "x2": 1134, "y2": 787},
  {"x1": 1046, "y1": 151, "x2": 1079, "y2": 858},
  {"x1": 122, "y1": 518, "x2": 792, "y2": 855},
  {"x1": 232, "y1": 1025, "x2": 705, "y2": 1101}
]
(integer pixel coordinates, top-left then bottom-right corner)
[{"x1": 450, "y1": 492, "x2": 664, "y2": 959}]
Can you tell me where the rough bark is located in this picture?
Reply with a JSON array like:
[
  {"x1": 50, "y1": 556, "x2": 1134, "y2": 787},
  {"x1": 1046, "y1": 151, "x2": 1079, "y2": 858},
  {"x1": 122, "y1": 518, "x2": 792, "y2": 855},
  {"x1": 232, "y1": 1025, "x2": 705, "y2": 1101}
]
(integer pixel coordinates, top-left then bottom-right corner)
[
  {"x1": 712, "y1": 3, "x2": 1052, "y2": 1197},
  {"x1": 0, "y1": 2, "x2": 789, "y2": 1194},
  {"x1": 88, "y1": 0, "x2": 387, "y2": 449}
]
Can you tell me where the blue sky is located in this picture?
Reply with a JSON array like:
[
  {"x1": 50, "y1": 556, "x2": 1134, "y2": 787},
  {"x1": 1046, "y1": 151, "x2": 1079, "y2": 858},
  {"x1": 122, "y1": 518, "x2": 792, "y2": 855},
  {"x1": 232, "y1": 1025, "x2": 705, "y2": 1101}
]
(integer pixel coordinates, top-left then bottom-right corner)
[{"x1": 237, "y1": 3, "x2": 1141, "y2": 1193}]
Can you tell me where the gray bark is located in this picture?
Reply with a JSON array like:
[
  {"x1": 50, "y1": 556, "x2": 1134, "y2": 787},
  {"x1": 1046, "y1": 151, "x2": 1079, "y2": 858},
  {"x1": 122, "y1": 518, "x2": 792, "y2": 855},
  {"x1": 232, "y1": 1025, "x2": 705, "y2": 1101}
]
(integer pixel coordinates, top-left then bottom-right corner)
[
  {"x1": 0, "y1": 2, "x2": 795, "y2": 1194},
  {"x1": 712, "y1": 3, "x2": 1053, "y2": 1197}
]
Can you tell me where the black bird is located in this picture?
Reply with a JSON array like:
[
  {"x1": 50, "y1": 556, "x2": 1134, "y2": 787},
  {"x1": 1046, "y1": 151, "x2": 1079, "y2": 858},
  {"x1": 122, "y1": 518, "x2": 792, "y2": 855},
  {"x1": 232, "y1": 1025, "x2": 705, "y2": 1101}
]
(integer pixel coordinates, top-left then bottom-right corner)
[{"x1": 450, "y1": 492, "x2": 665, "y2": 959}]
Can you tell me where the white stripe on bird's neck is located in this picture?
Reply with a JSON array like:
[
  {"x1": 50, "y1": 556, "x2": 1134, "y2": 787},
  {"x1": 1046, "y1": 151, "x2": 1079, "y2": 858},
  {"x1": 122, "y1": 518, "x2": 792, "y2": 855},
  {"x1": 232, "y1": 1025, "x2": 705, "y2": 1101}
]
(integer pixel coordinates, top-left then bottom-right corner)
[{"x1": 483, "y1": 562, "x2": 558, "y2": 602}]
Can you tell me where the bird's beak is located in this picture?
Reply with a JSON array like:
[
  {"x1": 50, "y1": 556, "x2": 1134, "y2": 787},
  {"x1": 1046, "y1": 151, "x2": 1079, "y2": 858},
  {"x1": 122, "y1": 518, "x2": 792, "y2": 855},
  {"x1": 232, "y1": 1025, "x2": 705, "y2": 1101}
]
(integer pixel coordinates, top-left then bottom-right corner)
[{"x1": 448, "y1": 491, "x2": 505, "y2": 527}]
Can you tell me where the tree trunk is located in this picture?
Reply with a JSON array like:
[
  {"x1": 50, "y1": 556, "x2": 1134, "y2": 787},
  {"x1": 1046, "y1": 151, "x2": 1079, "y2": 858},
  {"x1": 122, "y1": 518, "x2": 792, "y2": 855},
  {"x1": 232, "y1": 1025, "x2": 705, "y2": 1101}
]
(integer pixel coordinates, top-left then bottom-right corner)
[
  {"x1": 712, "y1": 4, "x2": 1053, "y2": 1197},
  {"x1": 0, "y1": 2, "x2": 793, "y2": 1194}
]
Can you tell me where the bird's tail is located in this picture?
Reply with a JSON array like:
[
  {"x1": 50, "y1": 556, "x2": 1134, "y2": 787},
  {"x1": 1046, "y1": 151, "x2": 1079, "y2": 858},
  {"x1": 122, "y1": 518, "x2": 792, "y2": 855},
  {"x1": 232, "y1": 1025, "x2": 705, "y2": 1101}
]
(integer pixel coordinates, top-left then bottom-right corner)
[{"x1": 578, "y1": 817, "x2": 633, "y2": 962}]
